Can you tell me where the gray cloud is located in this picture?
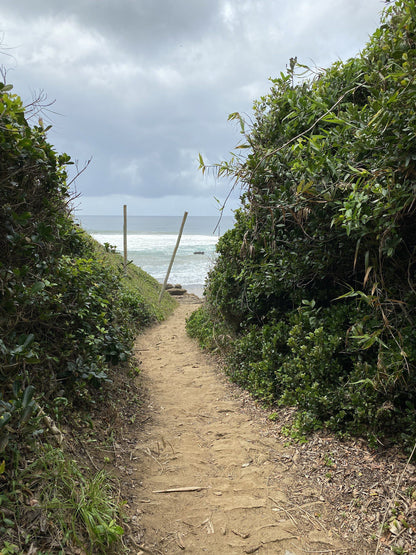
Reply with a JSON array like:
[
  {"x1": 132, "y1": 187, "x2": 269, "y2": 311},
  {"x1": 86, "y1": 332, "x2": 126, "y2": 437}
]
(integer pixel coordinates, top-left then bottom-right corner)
[{"x1": 0, "y1": 0, "x2": 385, "y2": 215}]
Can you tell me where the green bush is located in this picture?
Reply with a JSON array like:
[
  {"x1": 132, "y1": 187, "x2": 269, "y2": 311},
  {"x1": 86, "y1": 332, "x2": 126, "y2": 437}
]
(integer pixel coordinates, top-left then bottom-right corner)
[
  {"x1": 0, "y1": 82, "x2": 172, "y2": 402},
  {"x1": 186, "y1": 305, "x2": 233, "y2": 352},
  {"x1": 226, "y1": 318, "x2": 290, "y2": 402},
  {"x1": 195, "y1": 0, "x2": 416, "y2": 449},
  {"x1": 0, "y1": 80, "x2": 176, "y2": 552},
  {"x1": 6, "y1": 445, "x2": 125, "y2": 553}
]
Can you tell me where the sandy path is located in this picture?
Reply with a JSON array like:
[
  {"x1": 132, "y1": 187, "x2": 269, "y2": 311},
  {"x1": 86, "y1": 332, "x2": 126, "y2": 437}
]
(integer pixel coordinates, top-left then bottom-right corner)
[{"x1": 133, "y1": 298, "x2": 350, "y2": 555}]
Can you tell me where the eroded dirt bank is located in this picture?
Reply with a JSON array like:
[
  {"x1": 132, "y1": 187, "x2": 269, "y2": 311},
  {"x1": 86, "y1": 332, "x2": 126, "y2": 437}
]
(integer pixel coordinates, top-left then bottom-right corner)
[{"x1": 130, "y1": 297, "x2": 360, "y2": 554}]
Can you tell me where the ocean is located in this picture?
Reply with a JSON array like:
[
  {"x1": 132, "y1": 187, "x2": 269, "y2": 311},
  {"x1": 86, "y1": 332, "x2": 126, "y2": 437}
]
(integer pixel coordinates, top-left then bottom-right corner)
[{"x1": 76, "y1": 215, "x2": 234, "y2": 297}]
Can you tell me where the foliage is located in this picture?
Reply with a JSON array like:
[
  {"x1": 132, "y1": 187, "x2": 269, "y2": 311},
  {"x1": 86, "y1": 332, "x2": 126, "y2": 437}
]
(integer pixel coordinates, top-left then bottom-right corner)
[
  {"x1": 0, "y1": 385, "x2": 39, "y2": 456},
  {"x1": 0, "y1": 81, "x2": 176, "y2": 551},
  {"x1": 92, "y1": 237, "x2": 176, "y2": 323},
  {"x1": 186, "y1": 305, "x2": 233, "y2": 352},
  {"x1": 2, "y1": 444, "x2": 124, "y2": 553},
  {"x1": 193, "y1": 0, "x2": 416, "y2": 449}
]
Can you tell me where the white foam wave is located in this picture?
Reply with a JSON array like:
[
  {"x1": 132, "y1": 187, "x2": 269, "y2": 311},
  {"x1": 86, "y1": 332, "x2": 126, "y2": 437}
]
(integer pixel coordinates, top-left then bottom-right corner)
[
  {"x1": 93, "y1": 233, "x2": 218, "y2": 252},
  {"x1": 92, "y1": 233, "x2": 219, "y2": 289}
]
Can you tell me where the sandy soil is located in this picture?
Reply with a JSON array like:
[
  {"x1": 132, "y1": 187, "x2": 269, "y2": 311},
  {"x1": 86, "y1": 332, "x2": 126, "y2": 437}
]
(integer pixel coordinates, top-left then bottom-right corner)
[{"x1": 131, "y1": 297, "x2": 355, "y2": 555}]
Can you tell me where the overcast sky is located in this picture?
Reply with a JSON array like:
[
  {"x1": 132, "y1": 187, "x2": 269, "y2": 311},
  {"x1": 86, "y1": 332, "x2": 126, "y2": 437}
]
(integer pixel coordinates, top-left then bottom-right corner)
[{"x1": 1, "y1": 0, "x2": 386, "y2": 216}]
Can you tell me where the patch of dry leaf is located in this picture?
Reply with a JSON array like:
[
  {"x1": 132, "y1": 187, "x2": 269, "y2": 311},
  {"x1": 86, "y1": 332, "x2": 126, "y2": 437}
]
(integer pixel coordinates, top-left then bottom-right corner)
[{"x1": 231, "y1": 387, "x2": 416, "y2": 555}]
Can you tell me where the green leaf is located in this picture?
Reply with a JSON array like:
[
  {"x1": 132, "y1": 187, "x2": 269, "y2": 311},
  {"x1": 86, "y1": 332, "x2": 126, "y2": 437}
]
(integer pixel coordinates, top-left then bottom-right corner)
[
  {"x1": 0, "y1": 436, "x2": 9, "y2": 453},
  {"x1": 31, "y1": 281, "x2": 46, "y2": 293},
  {"x1": 198, "y1": 153, "x2": 206, "y2": 174},
  {"x1": 20, "y1": 404, "x2": 34, "y2": 425},
  {"x1": 22, "y1": 385, "x2": 35, "y2": 409},
  {"x1": 0, "y1": 412, "x2": 11, "y2": 428},
  {"x1": 22, "y1": 334, "x2": 35, "y2": 349}
]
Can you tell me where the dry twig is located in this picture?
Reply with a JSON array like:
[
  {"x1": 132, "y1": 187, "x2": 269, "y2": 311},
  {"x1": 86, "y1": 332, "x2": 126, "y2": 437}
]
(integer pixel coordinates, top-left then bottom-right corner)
[{"x1": 152, "y1": 486, "x2": 206, "y2": 493}]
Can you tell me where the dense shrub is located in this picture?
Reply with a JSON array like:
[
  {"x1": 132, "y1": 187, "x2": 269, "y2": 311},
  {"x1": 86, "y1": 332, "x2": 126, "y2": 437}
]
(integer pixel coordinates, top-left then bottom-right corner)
[
  {"x1": 191, "y1": 0, "x2": 416, "y2": 448},
  {"x1": 0, "y1": 80, "x2": 177, "y2": 553},
  {"x1": 0, "y1": 84, "x2": 160, "y2": 396},
  {"x1": 0, "y1": 82, "x2": 175, "y2": 497},
  {"x1": 186, "y1": 304, "x2": 233, "y2": 352}
]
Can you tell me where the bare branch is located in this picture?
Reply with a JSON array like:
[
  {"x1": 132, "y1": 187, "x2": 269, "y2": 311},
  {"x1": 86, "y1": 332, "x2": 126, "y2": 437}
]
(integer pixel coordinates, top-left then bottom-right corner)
[{"x1": 67, "y1": 157, "x2": 92, "y2": 189}]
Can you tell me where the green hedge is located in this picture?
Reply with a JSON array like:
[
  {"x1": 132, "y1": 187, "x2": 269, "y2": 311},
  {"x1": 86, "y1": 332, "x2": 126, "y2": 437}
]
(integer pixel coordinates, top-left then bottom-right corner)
[
  {"x1": 0, "y1": 81, "x2": 175, "y2": 474},
  {"x1": 190, "y1": 0, "x2": 416, "y2": 449}
]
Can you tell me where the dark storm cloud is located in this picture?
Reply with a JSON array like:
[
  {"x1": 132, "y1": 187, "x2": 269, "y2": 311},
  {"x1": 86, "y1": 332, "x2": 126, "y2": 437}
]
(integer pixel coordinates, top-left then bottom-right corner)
[{"x1": 0, "y1": 0, "x2": 385, "y2": 214}]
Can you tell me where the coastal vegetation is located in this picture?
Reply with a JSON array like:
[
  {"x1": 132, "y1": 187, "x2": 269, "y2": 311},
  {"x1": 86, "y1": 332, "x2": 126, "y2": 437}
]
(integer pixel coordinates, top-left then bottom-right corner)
[
  {"x1": 0, "y1": 83, "x2": 175, "y2": 553},
  {"x1": 2, "y1": 0, "x2": 416, "y2": 551},
  {"x1": 188, "y1": 0, "x2": 416, "y2": 451}
]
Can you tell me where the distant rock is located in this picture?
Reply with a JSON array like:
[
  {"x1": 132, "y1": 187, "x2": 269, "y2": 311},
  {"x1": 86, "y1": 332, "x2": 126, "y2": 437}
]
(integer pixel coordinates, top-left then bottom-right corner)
[
  {"x1": 167, "y1": 286, "x2": 187, "y2": 296},
  {"x1": 165, "y1": 283, "x2": 183, "y2": 290},
  {"x1": 193, "y1": 251, "x2": 205, "y2": 255},
  {"x1": 165, "y1": 284, "x2": 187, "y2": 296}
]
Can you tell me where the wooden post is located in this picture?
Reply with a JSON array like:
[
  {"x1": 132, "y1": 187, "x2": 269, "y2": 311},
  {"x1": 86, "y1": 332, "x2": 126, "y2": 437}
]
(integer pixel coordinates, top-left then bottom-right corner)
[
  {"x1": 159, "y1": 211, "x2": 188, "y2": 302},
  {"x1": 123, "y1": 204, "x2": 127, "y2": 274}
]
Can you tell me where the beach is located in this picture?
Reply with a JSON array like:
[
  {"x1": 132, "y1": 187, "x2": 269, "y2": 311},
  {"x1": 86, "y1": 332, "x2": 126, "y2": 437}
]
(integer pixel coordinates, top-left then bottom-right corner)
[{"x1": 76, "y1": 215, "x2": 234, "y2": 296}]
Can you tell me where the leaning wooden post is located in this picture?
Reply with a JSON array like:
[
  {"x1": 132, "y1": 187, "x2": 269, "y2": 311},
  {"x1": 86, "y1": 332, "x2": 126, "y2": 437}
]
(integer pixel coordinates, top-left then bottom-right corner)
[
  {"x1": 159, "y1": 211, "x2": 188, "y2": 302},
  {"x1": 123, "y1": 204, "x2": 127, "y2": 274}
]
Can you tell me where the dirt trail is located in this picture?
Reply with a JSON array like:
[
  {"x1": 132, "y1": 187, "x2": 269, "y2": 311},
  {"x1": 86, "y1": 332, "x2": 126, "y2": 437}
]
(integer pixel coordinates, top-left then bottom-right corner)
[{"x1": 132, "y1": 298, "x2": 351, "y2": 555}]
